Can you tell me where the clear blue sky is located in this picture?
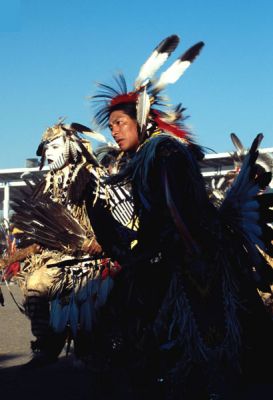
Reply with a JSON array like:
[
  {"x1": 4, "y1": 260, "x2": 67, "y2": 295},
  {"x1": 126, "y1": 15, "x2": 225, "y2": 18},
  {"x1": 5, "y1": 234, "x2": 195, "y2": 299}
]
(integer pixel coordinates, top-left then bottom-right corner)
[{"x1": 0, "y1": 0, "x2": 273, "y2": 169}]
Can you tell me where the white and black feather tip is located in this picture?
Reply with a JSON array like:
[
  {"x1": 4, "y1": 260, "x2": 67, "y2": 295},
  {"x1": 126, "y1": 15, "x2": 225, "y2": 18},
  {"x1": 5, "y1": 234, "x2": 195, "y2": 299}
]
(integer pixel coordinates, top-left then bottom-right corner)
[
  {"x1": 152, "y1": 41, "x2": 205, "y2": 93},
  {"x1": 134, "y1": 34, "x2": 180, "y2": 89}
]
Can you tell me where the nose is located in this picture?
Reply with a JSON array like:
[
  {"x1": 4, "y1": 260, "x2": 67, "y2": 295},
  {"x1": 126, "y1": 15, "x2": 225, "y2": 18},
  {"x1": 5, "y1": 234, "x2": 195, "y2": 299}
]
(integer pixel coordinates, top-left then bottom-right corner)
[{"x1": 111, "y1": 125, "x2": 120, "y2": 138}]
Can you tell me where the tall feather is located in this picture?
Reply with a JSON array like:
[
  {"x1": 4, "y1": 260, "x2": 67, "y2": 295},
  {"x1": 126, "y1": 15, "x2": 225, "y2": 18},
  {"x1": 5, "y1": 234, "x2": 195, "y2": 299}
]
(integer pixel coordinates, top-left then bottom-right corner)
[
  {"x1": 134, "y1": 34, "x2": 180, "y2": 89},
  {"x1": 230, "y1": 132, "x2": 273, "y2": 176},
  {"x1": 68, "y1": 122, "x2": 93, "y2": 132},
  {"x1": 230, "y1": 133, "x2": 245, "y2": 156},
  {"x1": 68, "y1": 123, "x2": 107, "y2": 143},
  {"x1": 152, "y1": 41, "x2": 205, "y2": 93},
  {"x1": 81, "y1": 130, "x2": 107, "y2": 143},
  {"x1": 136, "y1": 86, "x2": 151, "y2": 136}
]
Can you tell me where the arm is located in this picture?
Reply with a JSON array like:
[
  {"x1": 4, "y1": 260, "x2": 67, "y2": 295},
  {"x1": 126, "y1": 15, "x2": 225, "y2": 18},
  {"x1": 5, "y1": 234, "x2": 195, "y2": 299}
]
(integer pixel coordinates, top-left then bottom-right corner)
[{"x1": 86, "y1": 194, "x2": 136, "y2": 263}]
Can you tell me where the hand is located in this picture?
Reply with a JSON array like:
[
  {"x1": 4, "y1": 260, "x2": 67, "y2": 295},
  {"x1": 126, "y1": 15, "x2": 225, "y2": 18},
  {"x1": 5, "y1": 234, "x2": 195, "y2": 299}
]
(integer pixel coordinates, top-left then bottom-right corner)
[{"x1": 81, "y1": 237, "x2": 102, "y2": 255}]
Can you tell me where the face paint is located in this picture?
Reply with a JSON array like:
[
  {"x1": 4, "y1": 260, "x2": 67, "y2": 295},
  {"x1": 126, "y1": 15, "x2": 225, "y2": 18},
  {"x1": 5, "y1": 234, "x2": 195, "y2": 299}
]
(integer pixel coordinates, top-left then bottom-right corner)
[
  {"x1": 45, "y1": 136, "x2": 65, "y2": 164},
  {"x1": 44, "y1": 136, "x2": 66, "y2": 170}
]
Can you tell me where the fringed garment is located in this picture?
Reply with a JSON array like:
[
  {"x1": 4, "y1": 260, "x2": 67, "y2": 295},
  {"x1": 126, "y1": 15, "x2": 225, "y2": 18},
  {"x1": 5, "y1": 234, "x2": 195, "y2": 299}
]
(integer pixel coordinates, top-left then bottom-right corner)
[{"x1": 16, "y1": 161, "x2": 117, "y2": 339}]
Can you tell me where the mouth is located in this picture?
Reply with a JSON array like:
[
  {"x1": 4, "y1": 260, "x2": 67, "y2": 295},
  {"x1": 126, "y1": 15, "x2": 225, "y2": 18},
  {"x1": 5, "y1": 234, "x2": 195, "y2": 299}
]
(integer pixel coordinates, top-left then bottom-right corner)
[{"x1": 116, "y1": 138, "x2": 124, "y2": 146}]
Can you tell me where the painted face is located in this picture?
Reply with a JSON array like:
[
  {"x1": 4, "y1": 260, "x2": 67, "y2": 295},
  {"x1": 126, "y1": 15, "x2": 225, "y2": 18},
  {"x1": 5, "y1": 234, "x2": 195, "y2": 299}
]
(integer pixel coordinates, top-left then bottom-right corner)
[
  {"x1": 44, "y1": 136, "x2": 65, "y2": 165},
  {"x1": 109, "y1": 110, "x2": 139, "y2": 152}
]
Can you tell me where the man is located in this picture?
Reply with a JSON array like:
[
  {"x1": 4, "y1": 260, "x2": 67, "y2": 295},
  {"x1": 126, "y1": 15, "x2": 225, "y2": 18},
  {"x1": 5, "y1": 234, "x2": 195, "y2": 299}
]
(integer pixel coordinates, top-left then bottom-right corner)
[
  {"x1": 12, "y1": 120, "x2": 124, "y2": 368},
  {"x1": 89, "y1": 35, "x2": 273, "y2": 399}
]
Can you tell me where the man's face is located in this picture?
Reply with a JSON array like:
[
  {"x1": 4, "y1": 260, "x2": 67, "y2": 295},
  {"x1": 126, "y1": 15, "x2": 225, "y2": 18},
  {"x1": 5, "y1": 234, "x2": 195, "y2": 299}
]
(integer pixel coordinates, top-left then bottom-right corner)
[
  {"x1": 44, "y1": 136, "x2": 65, "y2": 165},
  {"x1": 109, "y1": 110, "x2": 139, "y2": 152}
]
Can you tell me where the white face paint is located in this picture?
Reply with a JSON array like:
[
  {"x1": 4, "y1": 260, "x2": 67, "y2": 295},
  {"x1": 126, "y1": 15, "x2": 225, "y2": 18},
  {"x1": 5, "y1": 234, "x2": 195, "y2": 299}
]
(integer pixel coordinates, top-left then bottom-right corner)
[{"x1": 44, "y1": 136, "x2": 65, "y2": 165}]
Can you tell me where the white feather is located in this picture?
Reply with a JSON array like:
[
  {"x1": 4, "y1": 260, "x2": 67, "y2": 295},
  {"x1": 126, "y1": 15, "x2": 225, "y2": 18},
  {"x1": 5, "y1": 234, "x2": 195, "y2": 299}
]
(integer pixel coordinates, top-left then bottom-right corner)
[
  {"x1": 216, "y1": 176, "x2": 226, "y2": 189},
  {"x1": 135, "y1": 52, "x2": 171, "y2": 88},
  {"x1": 136, "y1": 86, "x2": 151, "y2": 131},
  {"x1": 230, "y1": 133, "x2": 245, "y2": 156},
  {"x1": 82, "y1": 130, "x2": 107, "y2": 143},
  {"x1": 152, "y1": 41, "x2": 204, "y2": 93},
  {"x1": 153, "y1": 60, "x2": 191, "y2": 91},
  {"x1": 134, "y1": 34, "x2": 180, "y2": 88}
]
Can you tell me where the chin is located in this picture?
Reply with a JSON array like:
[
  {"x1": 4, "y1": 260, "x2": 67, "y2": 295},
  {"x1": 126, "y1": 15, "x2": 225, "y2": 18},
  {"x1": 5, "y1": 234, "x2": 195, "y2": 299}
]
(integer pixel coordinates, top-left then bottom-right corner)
[{"x1": 119, "y1": 144, "x2": 127, "y2": 151}]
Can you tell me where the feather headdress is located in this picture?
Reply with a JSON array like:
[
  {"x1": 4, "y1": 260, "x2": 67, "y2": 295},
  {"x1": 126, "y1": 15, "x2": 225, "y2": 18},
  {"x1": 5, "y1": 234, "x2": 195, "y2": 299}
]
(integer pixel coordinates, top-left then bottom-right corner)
[
  {"x1": 37, "y1": 119, "x2": 106, "y2": 170},
  {"x1": 90, "y1": 34, "x2": 204, "y2": 149}
]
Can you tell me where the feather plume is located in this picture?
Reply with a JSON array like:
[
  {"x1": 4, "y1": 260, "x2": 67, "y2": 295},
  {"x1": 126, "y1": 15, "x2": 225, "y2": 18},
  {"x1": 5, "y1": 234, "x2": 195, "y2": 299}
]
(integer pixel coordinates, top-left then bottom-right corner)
[
  {"x1": 96, "y1": 276, "x2": 114, "y2": 308},
  {"x1": 155, "y1": 119, "x2": 188, "y2": 139},
  {"x1": 73, "y1": 138, "x2": 100, "y2": 167},
  {"x1": 136, "y1": 86, "x2": 151, "y2": 134},
  {"x1": 68, "y1": 122, "x2": 93, "y2": 132},
  {"x1": 50, "y1": 298, "x2": 70, "y2": 333},
  {"x1": 68, "y1": 123, "x2": 107, "y2": 143},
  {"x1": 11, "y1": 196, "x2": 88, "y2": 252},
  {"x1": 134, "y1": 34, "x2": 180, "y2": 89},
  {"x1": 220, "y1": 133, "x2": 273, "y2": 274},
  {"x1": 152, "y1": 41, "x2": 205, "y2": 93},
  {"x1": 230, "y1": 133, "x2": 273, "y2": 180},
  {"x1": 230, "y1": 133, "x2": 245, "y2": 156},
  {"x1": 79, "y1": 296, "x2": 94, "y2": 332},
  {"x1": 160, "y1": 103, "x2": 187, "y2": 124},
  {"x1": 81, "y1": 130, "x2": 107, "y2": 143}
]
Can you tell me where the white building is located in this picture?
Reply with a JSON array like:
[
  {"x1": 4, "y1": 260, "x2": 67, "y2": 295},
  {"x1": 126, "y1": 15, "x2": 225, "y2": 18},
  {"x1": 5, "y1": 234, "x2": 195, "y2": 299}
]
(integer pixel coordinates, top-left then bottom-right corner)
[{"x1": 1, "y1": 148, "x2": 273, "y2": 222}]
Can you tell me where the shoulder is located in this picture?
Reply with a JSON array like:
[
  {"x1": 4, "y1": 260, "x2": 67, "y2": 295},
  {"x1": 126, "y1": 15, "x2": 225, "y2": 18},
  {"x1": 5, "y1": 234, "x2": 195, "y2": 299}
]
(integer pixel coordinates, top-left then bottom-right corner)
[
  {"x1": 140, "y1": 134, "x2": 193, "y2": 166},
  {"x1": 142, "y1": 133, "x2": 205, "y2": 163},
  {"x1": 144, "y1": 134, "x2": 188, "y2": 153}
]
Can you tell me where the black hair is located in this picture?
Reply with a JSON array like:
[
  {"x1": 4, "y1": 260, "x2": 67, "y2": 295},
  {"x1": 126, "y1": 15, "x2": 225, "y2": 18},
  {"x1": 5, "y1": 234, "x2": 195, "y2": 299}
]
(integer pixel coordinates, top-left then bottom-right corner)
[{"x1": 108, "y1": 102, "x2": 137, "y2": 122}]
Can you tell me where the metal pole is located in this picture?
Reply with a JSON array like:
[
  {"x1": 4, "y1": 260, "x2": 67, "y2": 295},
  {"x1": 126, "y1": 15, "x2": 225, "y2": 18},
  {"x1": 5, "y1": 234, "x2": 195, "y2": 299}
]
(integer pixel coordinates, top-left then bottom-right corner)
[{"x1": 3, "y1": 182, "x2": 10, "y2": 222}]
